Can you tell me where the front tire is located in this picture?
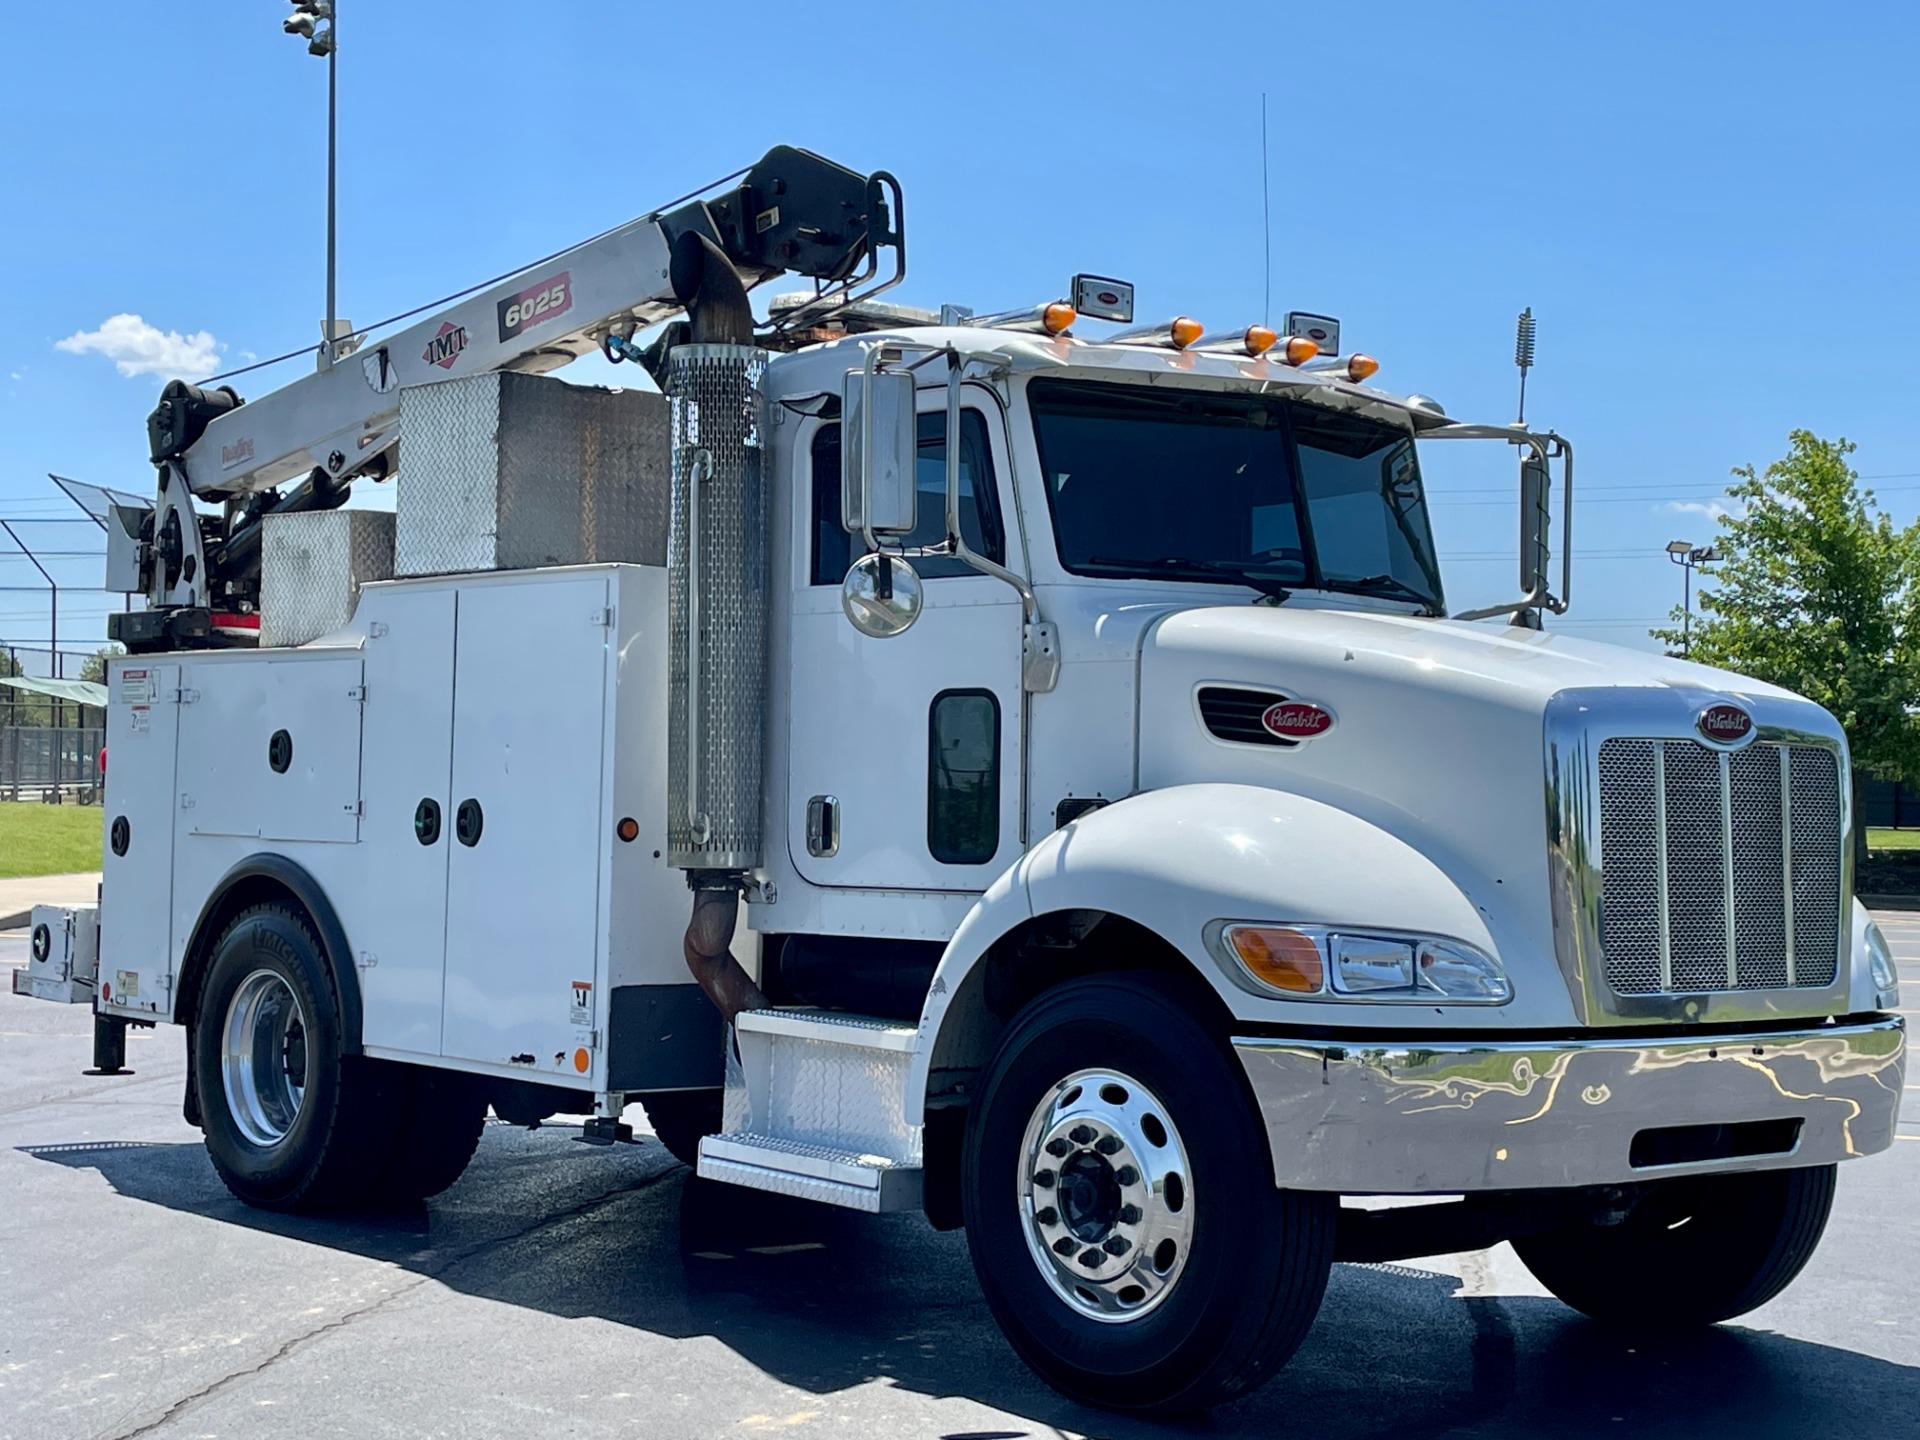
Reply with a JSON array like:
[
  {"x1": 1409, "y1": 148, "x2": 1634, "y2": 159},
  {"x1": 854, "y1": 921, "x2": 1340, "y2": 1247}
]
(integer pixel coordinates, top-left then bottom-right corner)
[
  {"x1": 962, "y1": 974, "x2": 1335, "y2": 1414},
  {"x1": 1514, "y1": 1164, "x2": 1837, "y2": 1327},
  {"x1": 194, "y1": 903, "x2": 403, "y2": 1212}
]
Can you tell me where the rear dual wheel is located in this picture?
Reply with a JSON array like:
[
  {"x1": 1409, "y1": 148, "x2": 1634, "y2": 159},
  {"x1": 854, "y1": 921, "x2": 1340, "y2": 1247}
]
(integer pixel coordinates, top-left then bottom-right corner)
[
  {"x1": 962, "y1": 974, "x2": 1335, "y2": 1414},
  {"x1": 195, "y1": 903, "x2": 487, "y2": 1211}
]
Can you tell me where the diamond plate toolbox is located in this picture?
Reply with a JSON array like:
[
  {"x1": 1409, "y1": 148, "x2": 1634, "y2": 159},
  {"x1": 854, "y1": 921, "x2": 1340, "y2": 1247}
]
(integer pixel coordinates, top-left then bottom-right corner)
[
  {"x1": 261, "y1": 509, "x2": 395, "y2": 647},
  {"x1": 394, "y1": 371, "x2": 671, "y2": 576}
]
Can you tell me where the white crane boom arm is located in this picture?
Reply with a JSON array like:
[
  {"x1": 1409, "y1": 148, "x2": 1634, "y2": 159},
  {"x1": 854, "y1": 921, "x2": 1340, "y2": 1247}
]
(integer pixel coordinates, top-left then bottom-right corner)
[{"x1": 182, "y1": 215, "x2": 676, "y2": 498}]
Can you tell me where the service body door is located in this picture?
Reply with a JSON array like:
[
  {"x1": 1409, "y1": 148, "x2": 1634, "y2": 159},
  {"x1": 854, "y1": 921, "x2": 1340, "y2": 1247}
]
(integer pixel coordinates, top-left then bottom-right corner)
[
  {"x1": 787, "y1": 396, "x2": 1024, "y2": 891},
  {"x1": 353, "y1": 584, "x2": 456, "y2": 1056},
  {"x1": 442, "y1": 572, "x2": 610, "y2": 1074},
  {"x1": 100, "y1": 661, "x2": 180, "y2": 1017}
]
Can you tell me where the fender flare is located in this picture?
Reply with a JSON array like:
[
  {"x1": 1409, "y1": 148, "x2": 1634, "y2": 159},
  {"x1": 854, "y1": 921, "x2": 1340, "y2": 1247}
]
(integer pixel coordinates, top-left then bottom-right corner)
[
  {"x1": 907, "y1": 782, "x2": 1500, "y2": 1121},
  {"x1": 179, "y1": 852, "x2": 365, "y2": 1054}
]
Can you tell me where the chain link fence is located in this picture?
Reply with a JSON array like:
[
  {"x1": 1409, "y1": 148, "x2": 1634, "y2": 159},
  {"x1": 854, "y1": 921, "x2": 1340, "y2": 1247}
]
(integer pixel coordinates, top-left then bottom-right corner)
[{"x1": 1, "y1": 726, "x2": 104, "y2": 801}]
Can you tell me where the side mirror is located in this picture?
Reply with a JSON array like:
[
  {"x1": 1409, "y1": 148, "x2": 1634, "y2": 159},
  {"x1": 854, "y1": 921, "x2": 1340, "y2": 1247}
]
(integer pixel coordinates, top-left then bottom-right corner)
[
  {"x1": 1519, "y1": 448, "x2": 1551, "y2": 598},
  {"x1": 843, "y1": 367, "x2": 918, "y2": 541}
]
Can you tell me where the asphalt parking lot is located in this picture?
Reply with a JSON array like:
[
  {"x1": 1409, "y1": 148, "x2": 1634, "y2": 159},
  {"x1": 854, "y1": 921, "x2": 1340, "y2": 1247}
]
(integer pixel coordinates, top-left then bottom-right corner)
[{"x1": 2, "y1": 919, "x2": 1917, "y2": 1440}]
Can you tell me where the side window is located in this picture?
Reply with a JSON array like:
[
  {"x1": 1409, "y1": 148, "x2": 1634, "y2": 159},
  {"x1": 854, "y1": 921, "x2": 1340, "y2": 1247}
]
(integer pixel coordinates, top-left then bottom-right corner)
[
  {"x1": 810, "y1": 410, "x2": 1006, "y2": 585},
  {"x1": 928, "y1": 689, "x2": 1000, "y2": 865}
]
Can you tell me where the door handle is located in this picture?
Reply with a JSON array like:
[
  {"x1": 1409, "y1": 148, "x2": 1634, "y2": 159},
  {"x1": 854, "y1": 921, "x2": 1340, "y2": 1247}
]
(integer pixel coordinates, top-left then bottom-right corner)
[
  {"x1": 806, "y1": 794, "x2": 839, "y2": 858},
  {"x1": 414, "y1": 798, "x2": 442, "y2": 846},
  {"x1": 455, "y1": 798, "x2": 483, "y2": 847}
]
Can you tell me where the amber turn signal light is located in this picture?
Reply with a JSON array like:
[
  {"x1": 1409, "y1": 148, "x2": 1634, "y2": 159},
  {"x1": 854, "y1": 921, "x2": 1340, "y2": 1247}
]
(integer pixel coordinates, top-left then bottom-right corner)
[{"x1": 1224, "y1": 925, "x2": 1325, "y2": 995}]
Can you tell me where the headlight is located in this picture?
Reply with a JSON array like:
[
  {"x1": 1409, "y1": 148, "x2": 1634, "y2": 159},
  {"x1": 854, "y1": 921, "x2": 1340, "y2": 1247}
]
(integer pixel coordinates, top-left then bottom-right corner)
[
  {"x1": 1216, "y1": 923, "x2": 1512, "y2": 1004},
  {"x1": 1865, "y1": 918, "x2": 1901, "y2": 1009}
]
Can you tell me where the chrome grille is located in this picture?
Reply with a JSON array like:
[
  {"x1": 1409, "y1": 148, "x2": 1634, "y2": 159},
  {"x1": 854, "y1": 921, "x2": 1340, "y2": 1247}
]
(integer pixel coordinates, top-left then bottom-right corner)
[{"x1": 1597, "y1": 738, "x2": 1841, "y2": 994}]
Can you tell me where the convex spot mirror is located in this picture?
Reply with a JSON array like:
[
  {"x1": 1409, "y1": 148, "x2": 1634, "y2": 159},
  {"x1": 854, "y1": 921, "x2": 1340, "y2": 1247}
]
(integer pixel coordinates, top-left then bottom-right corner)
[
  {"x1": 842, "y1": 551, "x2": 923, "y2": 638},
  {"x1": 842, "y1": 367, "x2": 918, "y2": 539}
]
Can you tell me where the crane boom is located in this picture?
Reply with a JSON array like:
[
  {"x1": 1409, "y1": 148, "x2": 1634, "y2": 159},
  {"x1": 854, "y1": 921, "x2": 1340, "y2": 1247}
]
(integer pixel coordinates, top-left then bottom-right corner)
[{"x1": 116, "y1": 146, "x2": 902, "y2": 649}]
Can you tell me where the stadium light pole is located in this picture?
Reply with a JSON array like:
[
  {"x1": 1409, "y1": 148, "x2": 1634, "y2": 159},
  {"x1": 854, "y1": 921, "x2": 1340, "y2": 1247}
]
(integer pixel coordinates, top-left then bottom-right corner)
[
  {"x1": 284, "y1": 3, "x2": 340, "y2": 367},
  {"x1": 1666, "y1": 539, "x2": 1721, "y2": 657}
]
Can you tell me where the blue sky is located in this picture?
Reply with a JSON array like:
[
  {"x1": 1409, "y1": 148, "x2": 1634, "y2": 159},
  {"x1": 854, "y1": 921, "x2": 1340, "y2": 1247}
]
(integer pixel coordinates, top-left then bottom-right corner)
[{"x1": 3, "y1": 1, "x2": 1916, "y2": 670}]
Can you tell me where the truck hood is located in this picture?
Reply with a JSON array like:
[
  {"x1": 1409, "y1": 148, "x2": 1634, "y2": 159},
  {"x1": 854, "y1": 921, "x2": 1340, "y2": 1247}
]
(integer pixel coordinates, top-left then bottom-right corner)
[{"x1": 1133, "y1": 604, "x2": 1829, "y2": 1024}]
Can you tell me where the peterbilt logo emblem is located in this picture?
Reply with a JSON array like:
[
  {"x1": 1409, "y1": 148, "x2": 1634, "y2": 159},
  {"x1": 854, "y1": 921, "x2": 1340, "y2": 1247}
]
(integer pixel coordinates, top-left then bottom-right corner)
[
  {"x1": 1697, "y1": 704, "x2": 1754, "y2": 743},
  {"x1": 1261, "y1": 701, "x2": 1334, "y2": 740}
]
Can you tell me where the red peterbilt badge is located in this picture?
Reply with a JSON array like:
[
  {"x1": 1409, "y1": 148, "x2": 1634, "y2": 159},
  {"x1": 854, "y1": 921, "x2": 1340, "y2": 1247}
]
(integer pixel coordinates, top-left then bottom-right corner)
[
  {"x1": 1261, "y1": 700, "x2": 1334, "y2": 740},
  {"x1": 1697, "y1": 704, "x2": 1754, "y2": 743}
]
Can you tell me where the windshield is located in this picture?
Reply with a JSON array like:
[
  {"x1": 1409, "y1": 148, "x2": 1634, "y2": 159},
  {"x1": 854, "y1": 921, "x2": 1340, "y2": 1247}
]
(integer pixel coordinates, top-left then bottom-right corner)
[{"x1": 1028, "y1": 378, "x2": 1445, "y2": 612}]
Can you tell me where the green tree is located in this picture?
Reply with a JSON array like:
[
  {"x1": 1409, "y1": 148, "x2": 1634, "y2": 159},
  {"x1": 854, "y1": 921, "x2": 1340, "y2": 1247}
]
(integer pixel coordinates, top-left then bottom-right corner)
[
  {"x1": 1653, "y1": 431, "x2": 1920, "y2": 865},
  {"x1": 78, "y1": 645, "x2": 120, "y2": 686}
]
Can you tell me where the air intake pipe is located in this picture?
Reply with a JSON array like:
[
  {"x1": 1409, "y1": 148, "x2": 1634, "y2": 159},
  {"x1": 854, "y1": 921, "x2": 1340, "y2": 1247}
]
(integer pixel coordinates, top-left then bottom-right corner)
[{"x1": 667, "y1": 232, "x2": 770, "y2": 1022}]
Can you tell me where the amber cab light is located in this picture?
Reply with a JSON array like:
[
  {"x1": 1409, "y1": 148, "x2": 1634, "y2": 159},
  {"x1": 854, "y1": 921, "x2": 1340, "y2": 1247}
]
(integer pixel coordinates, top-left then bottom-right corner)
[
  {"x1": 1170, "y1": 316, "x2": 1205, "y2": 349},
  {"x1": 1282, "y1": 336, "x2": 1319, "y2": 366},
  {"x1": 1346, "y1": 354, "x2": 1380, "y2": 382},
  {"x1": 1225, "y1": 925, "x2": 1325, "y2": 995},
  {"x1": 1242, "y1": 325, "x2": 1279, "y2": 357},
  {"x1": 1042, "y1": 302, "x2": 1077, "y2": 335}
]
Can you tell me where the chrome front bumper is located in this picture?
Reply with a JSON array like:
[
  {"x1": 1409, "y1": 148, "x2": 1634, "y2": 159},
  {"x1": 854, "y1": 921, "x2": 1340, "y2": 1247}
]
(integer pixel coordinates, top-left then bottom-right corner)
[{"x1": 1234, "y1": 1017, "x2": 1904, "y2": 1194}]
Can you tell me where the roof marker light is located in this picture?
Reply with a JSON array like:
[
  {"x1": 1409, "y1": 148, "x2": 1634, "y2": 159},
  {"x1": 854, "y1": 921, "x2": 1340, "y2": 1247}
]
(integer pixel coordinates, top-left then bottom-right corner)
[
  {"x1": 1195, "y1": 325, "x2": 1280, "y2": 358},
  {"x1": 1282, "y1": 336, "x2": 1319, "y2": 366},
  {"x1": 1109, "y1": 316, "x2": 1205, "y2": 350},
  {"x1": 1345, "y1": 354, "x2": 1380, "y2": 382},
  {"x1": 971, "y1": 301, "x2": 1077, "y2": 336}
]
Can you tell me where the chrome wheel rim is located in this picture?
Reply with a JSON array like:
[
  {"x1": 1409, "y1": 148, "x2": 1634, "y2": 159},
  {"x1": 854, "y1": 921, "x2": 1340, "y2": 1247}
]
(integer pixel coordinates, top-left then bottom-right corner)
[
  {"x1": 221, "y1": 969, "x2": 309, "y2": 1148},
  {"x1": 1016, "y1": 1068, "x2": 1194, "y2": 1324}
]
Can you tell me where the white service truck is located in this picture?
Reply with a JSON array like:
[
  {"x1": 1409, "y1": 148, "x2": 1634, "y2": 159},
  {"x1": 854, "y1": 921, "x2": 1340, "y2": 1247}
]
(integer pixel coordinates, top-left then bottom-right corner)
[{"x1": 13, "y1": 145, "x2": 1905, "y2": 1414}]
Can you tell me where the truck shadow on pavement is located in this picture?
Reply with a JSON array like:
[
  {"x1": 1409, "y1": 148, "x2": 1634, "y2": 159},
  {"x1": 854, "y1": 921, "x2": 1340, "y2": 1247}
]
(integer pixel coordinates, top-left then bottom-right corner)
[{"x1": 25, "y1": 1124, "x2": 1920, "y2": 1440}]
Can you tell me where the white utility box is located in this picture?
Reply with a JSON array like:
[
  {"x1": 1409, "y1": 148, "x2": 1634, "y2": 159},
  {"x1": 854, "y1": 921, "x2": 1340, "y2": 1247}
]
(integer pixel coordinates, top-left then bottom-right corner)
[{"x1": 12, "y1": 904, "x2": 99, "y2": 1003}]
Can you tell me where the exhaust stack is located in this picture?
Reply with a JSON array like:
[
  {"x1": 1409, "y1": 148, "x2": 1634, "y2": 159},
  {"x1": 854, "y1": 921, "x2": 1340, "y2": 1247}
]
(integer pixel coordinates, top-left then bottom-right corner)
[{"x1": 666, "y1": 235, "x2": 770, "y2": 1020}]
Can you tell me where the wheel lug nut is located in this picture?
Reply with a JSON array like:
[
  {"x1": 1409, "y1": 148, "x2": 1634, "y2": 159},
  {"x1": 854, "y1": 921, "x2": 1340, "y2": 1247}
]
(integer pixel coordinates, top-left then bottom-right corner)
[
  {"x1": 1045, "y1": 1137, "x2": 1072, "y2": 1158},
  {"x1": 1095, "y1": 1135, "x2": 1123, "y2": 1156},
  {"x1": 1119, "y1": 1204, "x2": 1142, "y2": 1224},
  {"x1": 1078, "y1": 1248, "x2": 1104, "y2": 1269},
  {"x1": 1035, "y1": 1206, "x2": 1059, "y2": 1227},
  {"x1": 1032, "y1": 1168, "x2": 1055, "y2": 1189},
  {"x1": 1115, "y1": 1165, "x2": 1139, "y2": 1186},
  {"x1": 1069, "y1": 1125, "x2": 1096, "y2": 1146},
  {"x1": 1053, "y1": 1237, "x2": 1077, "y2": 1256},
  {"x1": 1103, "y1": 1235, "x2": 1132, "y2": 1256}
]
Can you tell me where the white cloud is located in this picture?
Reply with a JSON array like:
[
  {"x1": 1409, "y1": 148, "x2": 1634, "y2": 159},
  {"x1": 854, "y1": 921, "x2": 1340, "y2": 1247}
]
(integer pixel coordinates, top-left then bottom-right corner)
[
  {"x1": 1657, "y1": 499, "x2": 1738, "y2": 522},
  {"x1": 55, "y1": 314, "x2": 222, "y2": 379}
]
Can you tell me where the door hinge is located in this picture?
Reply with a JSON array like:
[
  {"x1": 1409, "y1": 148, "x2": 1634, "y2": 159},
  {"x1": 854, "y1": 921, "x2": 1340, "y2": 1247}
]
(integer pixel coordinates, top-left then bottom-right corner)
[
  {"x1": 179, "y1": 793, "x2": 195, "y2": 810},
  {"x1": 592, "y1": 607, "x2": 614, "y2": 628},
  {"x1": 368, "y1": 621, "x2": 390, "y2": 639},
  {"x1": 344, "y1": 799, "x2": 364, "y2": 817},
  {"x1": 346, "y1": 685, "x2": 367, "y2": 702},
  {"x1": 1022, "y1": 620, "x2": 1061, "y2": 694},
  {"x1": 171, "y1": 687, "x2": 199, "y2": 705}
]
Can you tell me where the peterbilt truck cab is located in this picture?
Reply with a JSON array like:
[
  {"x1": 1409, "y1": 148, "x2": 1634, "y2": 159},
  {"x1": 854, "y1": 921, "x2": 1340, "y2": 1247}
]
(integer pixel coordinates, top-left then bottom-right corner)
[{"x1": 12, "y1": 147, "x2": 1903, "y2": 1416}]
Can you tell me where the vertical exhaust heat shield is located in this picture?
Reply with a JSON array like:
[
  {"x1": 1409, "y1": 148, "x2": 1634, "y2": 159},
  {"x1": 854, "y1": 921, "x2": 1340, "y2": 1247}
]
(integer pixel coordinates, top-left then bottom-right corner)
[{"x1": 667, "y1": 344, "x2": 771, "y2": 871}]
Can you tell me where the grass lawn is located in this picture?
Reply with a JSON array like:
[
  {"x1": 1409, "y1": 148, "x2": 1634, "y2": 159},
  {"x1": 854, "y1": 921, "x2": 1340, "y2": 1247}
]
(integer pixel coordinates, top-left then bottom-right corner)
[
  {"x1": 0, "y1": 802, "x2": 103, "y2": 879},
  {"x1": 1868, "y1": 827, "x2": 1920, "y2": 852}
]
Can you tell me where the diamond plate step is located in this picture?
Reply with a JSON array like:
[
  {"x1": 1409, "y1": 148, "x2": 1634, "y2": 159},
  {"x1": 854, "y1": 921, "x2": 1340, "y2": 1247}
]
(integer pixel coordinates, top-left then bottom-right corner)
[
  {"x1": 697, "y1": 1133, "x2": 924, "y2": 1213},
  {"x1": 733, "y1": 1007, "x2": 920, "y2": 1052}
]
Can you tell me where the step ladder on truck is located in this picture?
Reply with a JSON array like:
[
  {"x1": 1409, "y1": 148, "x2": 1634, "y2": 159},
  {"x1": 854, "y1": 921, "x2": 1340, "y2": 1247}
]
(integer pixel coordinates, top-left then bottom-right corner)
[{"x1": 12, "y1": 144, "x2": 1906, "y2": 1415}]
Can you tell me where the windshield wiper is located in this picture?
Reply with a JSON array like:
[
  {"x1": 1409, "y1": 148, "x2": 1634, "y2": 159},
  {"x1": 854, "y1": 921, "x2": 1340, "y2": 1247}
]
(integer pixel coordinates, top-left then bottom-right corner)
[
  {"x1": 1331, "y1": 573, "x2": 1438, "y2": 614},
  {"x1": 1086, "y1": 555, "x2": 1294, "y2": 603}
]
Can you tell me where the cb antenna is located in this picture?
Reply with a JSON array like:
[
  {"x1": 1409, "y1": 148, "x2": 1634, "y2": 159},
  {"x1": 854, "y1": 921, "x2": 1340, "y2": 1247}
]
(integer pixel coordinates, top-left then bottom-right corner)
[{"x1": 1514, "y1": 306, "x2": 1536, "y2": 426}]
